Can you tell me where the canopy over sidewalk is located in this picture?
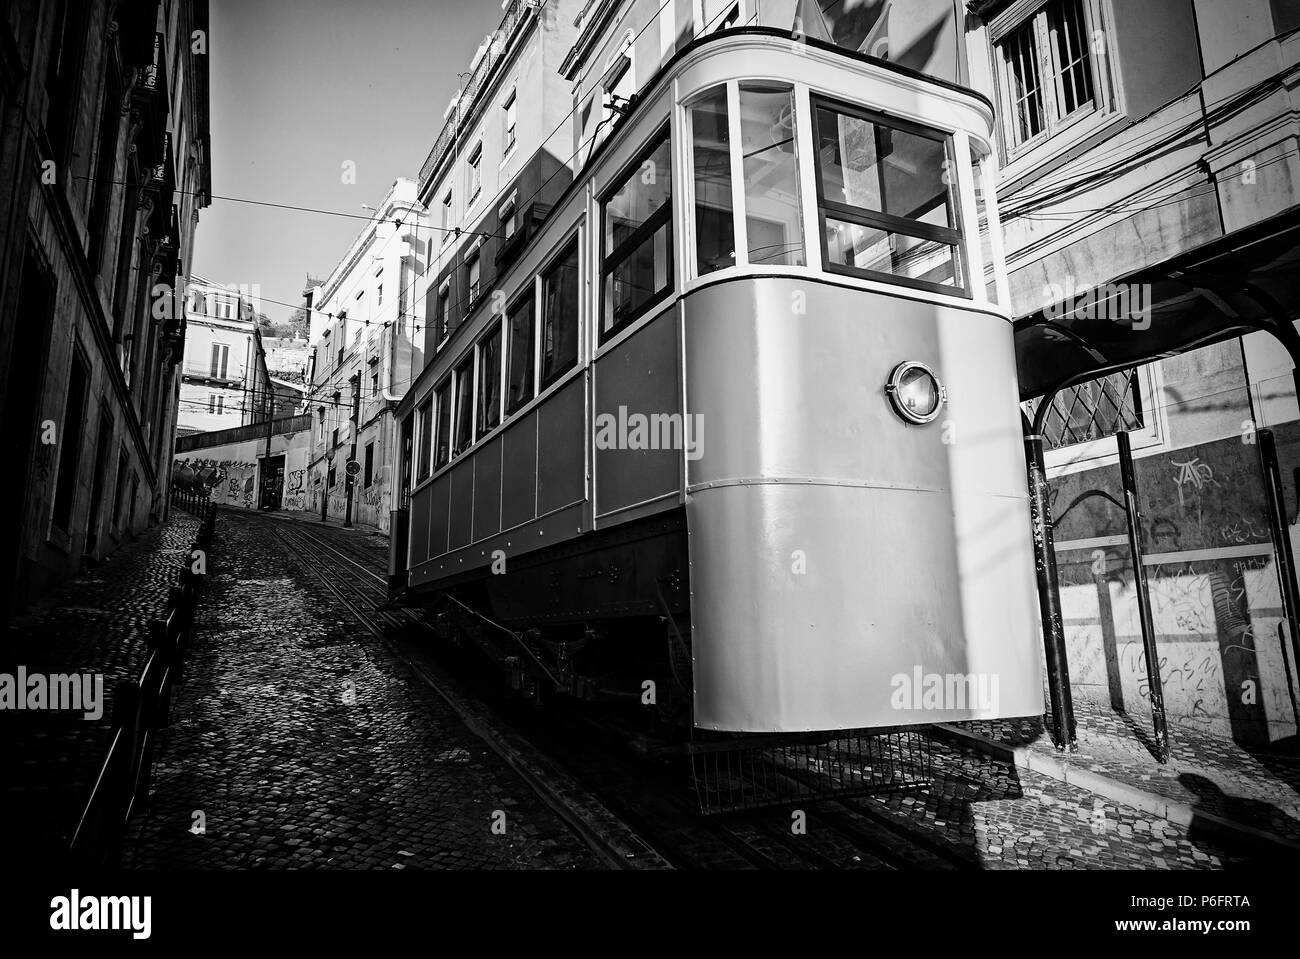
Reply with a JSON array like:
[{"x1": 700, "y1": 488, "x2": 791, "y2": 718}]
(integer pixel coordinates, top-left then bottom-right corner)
[{"x1": 1014, "y1": 207, "x2": 1300, "y2": 403}]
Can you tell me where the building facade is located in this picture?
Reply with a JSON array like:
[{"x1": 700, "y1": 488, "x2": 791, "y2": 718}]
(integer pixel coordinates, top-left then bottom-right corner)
[
  {"x1": 176, "y1": 274, "x2": 272, "y2": 435},
  {"x1": 0, "y1": 0, "x2": 211, "y2": 620},
  {"x1": 304, "y1": 178, "x2": 427, "y2": 532},
  {"x1": 961, "y1": 0, "x2": 1300, "y2": 744}
]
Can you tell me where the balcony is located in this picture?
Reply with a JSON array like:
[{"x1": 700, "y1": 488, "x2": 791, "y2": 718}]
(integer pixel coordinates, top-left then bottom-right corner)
[{"x1": 417, "y1": 0, "x2": 535, "y2": 192}]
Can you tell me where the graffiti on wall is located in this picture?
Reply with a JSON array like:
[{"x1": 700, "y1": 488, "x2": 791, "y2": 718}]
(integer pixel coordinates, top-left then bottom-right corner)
[
  {"x1": 172, "y1": 457, "x2": 258, "y2": 509},
  {"x1": 284, "y1": 469, "x2": 307, "y2": 511}
]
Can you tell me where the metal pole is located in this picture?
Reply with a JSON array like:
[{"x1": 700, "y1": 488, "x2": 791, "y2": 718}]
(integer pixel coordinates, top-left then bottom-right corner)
[
  {"x1": 1025, "y1": 430, "x2": 1077, "y2": 751},
  {"x1": 1116, "y1": 430, "x2": 1169, "y2": 763},
  {"x1": 1257, "y1": 428, "x2": 1300, "y2": 692}
]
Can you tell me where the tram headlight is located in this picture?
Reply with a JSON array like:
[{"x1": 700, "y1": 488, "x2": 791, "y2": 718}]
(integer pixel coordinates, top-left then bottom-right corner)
[{"x1": 885, "y1": 361, "x2": 946, "y2": 424}]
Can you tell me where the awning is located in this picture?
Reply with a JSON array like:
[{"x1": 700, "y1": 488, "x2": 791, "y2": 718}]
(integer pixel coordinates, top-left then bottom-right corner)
[{"x1": 1014, "y1": 207, "x2": 1300, "y2": 401}]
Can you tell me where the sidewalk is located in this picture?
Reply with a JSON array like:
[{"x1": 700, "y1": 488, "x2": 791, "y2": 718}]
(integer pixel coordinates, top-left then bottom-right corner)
[
  {"x1": 0, "y1": 510, "x2": 202, "y2": 861},
  {"x1": 935, "y1": 698, "x2": 1300, "y2": 853}
]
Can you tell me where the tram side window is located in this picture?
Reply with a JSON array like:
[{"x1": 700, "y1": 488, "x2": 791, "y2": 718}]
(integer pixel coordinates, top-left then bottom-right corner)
[
  {"x1": 453, "y1": 357, "x2": 474, "y2": 456},
  {"x1": 739, "y1": 83, "x2": 803, "y2": 267},
  {"x1": 689, "y1": 86, "x2": 733, "y2": 276},
  {"x1": 813, "y1": 100, "x2": 966, "y2": 295},
  {"x1": 433, "y1": 379, "x2": 452, "y2": 469},
  {"x1": 477, "y1": 322, "x2": 503, "y2": 437},
  {"x1": 602, "y1": 131, "x2": 672, "y2": 338},
  {"x1": 972, "y1": 149, "x2": 997, "y2": 303},
  {"x1": 415, "y1": 398, "x2": 433, "y2": 482},
  {"x1": 540, "y1": 240, "x2": 579, "y2": 388},
  {"x1": 506, "y1": 289, "x2": 535, "y2": 414}
]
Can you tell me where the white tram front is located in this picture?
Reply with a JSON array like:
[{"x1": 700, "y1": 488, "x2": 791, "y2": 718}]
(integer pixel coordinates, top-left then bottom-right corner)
[{"x1": 394, "y1": 28, "x2": 1044, "y2": 734}]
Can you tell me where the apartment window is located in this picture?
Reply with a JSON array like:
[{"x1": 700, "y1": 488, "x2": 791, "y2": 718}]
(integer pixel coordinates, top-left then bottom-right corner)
[
  {"x1": 441, "y1": 190, "x2": 453, "y2": 244},
  {"x1": 541, "y1": 241, "x2": 580, "y2": 387},
  {"x1": 740, "y1": 84, "x2": 803, "y2": 267},
  {"x1": 467, "y1": 252, "x2": 481, "y2": 304},
  {"x1": 50, "y1": 351, "x2": 89, "y2": 533},
  {"x1": 500, "y1": 195, "x2": 518, "y2": 240},
  {"x1": 437, "y1": 285, "x2": 452, "y2": 340},
  {"x1": 416, "y1": 398, "x2": 433, "y2": 481},
  {"x1": 813, "y1": 99, "x2": 966, "y2": 295},
  {"x1": 363, "y1": 441, "x2": 374, "y2": 488},
  {"x1": 44, "y1": 0, "x2": 90, "y2": 165},
  {"x1": 377, "y1": 280, "x2": 384, "y2": 307},
  {"x1": 210, "y1": 343, "x2": 229, "y2": 378},
  {"x1": 476, "y1": 324, "x2": 502, "y2": 437},
  {"x1": 468, "y1": 142, "x2": 483, "y2": 204},
  {"x1": 602, "y1": 132, "x2": 673, "y2": 337},
  {"x1": 371, "y1": 370, "x2": 380, "y2": 396},
  {"x1": 328, "y1": 463, "x2": 337, "y2": 488},
  {"x1": 506, "y1": 289, "x2": 535, "y2": 414},
  {"x1": 452, "y1": 356, "x2": 474, "y2": 455},
  {"x1": 208, "y1": 393, "x2": 224, "y2": 415},
  {"x1": 997, "y1": 0, "x2": 1096, "y2": 152},
  {"x1": 434, "y1": 379, "x2": 452, "y2": 468},
  {"x1": 606, "y1": 58, "x2": 633, "y2": 120},
  {"x1": 503, "y1": 89, "x2": 517, "y2": 154},
  {"x1": 689, "y1": 85, "x2": 733, "y2": 275},
  {"x1": 332, "y1": 427, "x2": 339, "y2": 449},
  {"x1": 702, "y1": 0, "x2": 741, "y2": 32}
]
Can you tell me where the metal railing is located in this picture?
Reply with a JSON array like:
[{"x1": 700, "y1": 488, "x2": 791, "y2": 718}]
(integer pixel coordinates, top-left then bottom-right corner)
[{"x1": 67, "y1": 492, "x2": 217, "y2": 867}]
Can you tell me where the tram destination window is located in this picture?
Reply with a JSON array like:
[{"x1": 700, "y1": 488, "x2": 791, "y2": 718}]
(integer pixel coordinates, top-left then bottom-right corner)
[
  {"x1": 433, "y1": 379, "x2": 452, "y2": 469},
  {"x1": 689, "y1": 86, "x2": 733, "y2": 275},
  {"x1": 452, "y1": 357, "x2": 474, "y2": 456},
  {"x1": 813, "y1": 99, "x2": 966, "y2": 295},
  {"x1": 476, "y1": 323, "x2": 502, "y2": 437},
  {"x1": 740, "y1": 83, "x2": 803, "y2": 267},
  {"x1": 540, "y1": 240, "x2": 579, "y2": 388},
  {"x1": 506, "y1": 290, "x2": 535, "y2": 414},
  {"x1": 602, "y1": 131, "x2": 672, "y2": 338}
]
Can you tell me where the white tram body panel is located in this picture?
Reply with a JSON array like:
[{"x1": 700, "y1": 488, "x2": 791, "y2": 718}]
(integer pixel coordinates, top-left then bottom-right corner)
[
  {"x1": 683, "y1": 278, "x2": 1042, "y2": 731},
  {"x1": 394, "y1": 30, "x2": 1044, "y2": 734}
]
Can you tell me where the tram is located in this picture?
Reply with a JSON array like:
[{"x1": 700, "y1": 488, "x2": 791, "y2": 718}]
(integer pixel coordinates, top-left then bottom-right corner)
[{"x1": 390, "y1": 27, "x2": 1044, "y2": 735}]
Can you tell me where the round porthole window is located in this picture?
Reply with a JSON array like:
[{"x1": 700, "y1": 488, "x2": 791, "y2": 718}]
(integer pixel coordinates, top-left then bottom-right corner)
[{"x1": 885, "y1": 361, "x2": 946, "y2": 424}]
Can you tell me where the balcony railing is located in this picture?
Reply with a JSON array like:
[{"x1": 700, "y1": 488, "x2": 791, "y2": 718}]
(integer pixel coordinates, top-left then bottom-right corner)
[{"x1": 417, "y1": 0, "x2": 534, "y2": 192}]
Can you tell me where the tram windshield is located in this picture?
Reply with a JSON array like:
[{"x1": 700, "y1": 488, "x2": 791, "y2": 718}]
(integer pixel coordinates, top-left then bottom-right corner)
[{"x1": 687, "y1": 82, "x2": 976, "y2": 299}]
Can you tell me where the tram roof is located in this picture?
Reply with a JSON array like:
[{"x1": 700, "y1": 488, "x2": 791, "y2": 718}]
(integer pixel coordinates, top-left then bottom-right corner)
[{"x1": 1014, "y1": 206, "x2": 1300, "y2": 401}]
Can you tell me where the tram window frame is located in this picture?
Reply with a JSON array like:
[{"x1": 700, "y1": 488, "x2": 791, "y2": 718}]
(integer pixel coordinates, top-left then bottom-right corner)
[
  {"x1": 476, "y1": 321, "x2": 503, "y2": 438},
  {"x1": 452, "y1": 355, "x2": 475, "y2": 458},
  {"x1": 600, "y1": 126, "x2": 674, "y2": 342},
  {"x1": 433, "y1": 377, "x2": 453, "y2": 470},
  {"x1": 415, "y1": 396, "x2": 433, "y2": 482},
  {"x1": 505, "y1": 286, "x2": 536, "y2": 415},
  {"x1": 810, "y1": 97, "x2": 970, "y2": 299},
  {"x1": 539, "y1": 237, "x2": 581, "y2": 390}
]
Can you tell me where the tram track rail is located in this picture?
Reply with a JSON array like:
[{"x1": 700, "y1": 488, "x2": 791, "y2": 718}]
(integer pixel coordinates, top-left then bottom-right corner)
[{"x1": 264, "y1": 515, "x2": 981, "y2": 871}]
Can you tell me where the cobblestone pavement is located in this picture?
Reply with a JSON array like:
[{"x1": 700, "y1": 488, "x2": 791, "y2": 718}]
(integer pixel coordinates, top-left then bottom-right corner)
[
  {"x1": 858, "y1": 737, "x2": 1256, "y2": 868},
  {"x1": 1, "y1": 511, "x2": 201, "y2": 858},
  {"x1": 123, "y1": 509, "x2": 600, "y2": 869},
  {"x1": 955, "y1": 699, "x2": 1300, "y2": 844}
]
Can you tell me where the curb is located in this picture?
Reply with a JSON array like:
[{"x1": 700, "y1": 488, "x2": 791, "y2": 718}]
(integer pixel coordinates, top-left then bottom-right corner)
[{"x1": 930, "y1": 723, "x2": 1300, "y2": 858}]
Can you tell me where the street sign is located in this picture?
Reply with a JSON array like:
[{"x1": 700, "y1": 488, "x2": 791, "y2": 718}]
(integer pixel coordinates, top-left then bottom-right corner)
[{"x1": 345, "y1": 459, "x2": 361, "y2": 477}]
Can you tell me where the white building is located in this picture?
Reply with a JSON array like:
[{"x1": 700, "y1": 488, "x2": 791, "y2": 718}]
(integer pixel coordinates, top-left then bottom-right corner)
[
  {"x1": 304, "y1": 178, "x2": 428, "y2": 530},
  {"x1": 177, "y1": 275, "x2": 272, "y2": 436}
]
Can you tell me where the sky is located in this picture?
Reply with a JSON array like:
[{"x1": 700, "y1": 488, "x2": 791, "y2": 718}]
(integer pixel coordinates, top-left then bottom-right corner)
[{"x1": 195, "y1": 0, "x2": 508, "y2": 324}]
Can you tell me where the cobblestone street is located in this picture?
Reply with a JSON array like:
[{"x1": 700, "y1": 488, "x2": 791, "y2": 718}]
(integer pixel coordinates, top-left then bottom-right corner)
[{"x1": 123, "y1": 510, "x2": 600, "y2": 869}]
